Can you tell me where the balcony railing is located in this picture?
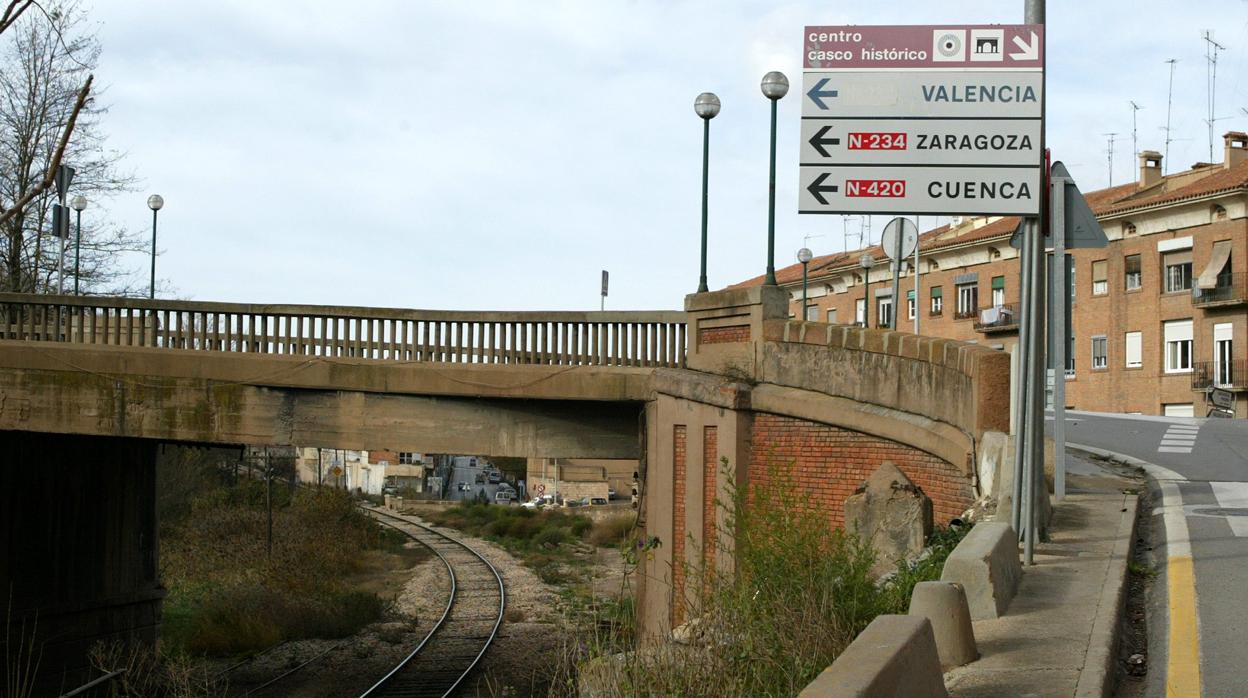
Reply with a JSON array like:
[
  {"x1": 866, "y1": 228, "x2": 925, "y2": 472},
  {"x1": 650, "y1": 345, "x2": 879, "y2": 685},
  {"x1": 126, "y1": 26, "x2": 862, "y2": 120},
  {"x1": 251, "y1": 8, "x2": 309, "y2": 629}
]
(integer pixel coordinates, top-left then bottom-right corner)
[
  {"x1": 953, "y1": 306, "x2": 979, "y2": 321},
  {"x1": 1192, "y1": 359, "x2": 1248, "y2": 391},
  {"x1": 973, "y1": 304, "x2": 1018, "y2": 333},
  {"x1": 1192, "y1": 273, "x2": 1248, "y2": 307}
]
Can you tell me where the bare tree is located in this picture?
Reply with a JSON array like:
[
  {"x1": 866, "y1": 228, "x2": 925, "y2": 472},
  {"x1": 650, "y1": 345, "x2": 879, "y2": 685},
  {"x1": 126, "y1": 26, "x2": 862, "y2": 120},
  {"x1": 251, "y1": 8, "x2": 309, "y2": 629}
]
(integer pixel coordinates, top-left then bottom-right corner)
[{"x1": 0, "y1": 0, "x2": 141, "y2": 294}]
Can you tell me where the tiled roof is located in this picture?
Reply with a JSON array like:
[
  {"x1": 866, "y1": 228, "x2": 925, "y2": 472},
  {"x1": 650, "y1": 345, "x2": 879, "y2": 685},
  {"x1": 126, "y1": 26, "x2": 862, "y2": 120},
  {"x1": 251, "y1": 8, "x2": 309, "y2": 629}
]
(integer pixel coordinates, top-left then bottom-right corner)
[{"x1": 731, "y1": 158, "x2": 1248, "y2": 290}]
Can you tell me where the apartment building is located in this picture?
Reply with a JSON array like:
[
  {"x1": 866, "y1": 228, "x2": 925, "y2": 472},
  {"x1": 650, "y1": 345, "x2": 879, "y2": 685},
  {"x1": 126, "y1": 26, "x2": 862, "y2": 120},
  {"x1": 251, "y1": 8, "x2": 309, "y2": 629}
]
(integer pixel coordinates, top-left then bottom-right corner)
[{"x1": 734, "y1": 132, "x2": 1248, "y2": 419}]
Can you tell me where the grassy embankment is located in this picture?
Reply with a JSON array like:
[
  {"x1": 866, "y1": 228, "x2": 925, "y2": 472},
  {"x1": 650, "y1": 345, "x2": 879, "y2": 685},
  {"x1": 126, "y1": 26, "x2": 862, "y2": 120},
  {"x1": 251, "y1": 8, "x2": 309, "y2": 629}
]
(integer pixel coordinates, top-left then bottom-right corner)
[
  {"x1": 556, "y1": 458, "x2": 969, "y2": 697},
  {"x1": 161, "y1": 466, "x2": 424, "y2": 657}
]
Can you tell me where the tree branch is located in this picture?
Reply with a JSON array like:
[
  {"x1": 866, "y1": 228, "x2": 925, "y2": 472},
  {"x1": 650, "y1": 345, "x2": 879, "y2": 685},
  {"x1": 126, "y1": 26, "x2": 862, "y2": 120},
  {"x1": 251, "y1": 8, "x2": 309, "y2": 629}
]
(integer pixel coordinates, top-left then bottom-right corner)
[
  {"x1": 0, "y1": 0, "x2": 33, "y2": 36},
  {"x1": 0, "y1": 71, "x2": 90, "y2": 226}
]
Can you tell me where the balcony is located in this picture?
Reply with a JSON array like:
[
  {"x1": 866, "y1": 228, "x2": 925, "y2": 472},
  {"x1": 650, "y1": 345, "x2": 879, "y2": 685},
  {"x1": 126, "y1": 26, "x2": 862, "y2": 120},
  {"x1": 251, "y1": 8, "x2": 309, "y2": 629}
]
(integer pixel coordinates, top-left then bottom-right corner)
[
  {"x1": 1192, "y1": 360, "x2": 1248, "y2": 391},
  {"x1": 973, "y1": 304, "x2": 1018, "y2": 333},
  {"x1": 953, "y1": 306, "x2": 979, "y2": 321},
  {"x1": 1192, "y1": 273, "x2": 1248, "y2": 308}
]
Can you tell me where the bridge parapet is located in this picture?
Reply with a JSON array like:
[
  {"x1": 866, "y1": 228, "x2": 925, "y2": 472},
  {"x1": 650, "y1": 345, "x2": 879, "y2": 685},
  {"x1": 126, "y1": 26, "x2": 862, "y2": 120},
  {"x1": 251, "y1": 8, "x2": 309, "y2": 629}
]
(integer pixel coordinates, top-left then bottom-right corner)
[{"x1": 0, "y1": 293, "x2": 686, "y2": 368}]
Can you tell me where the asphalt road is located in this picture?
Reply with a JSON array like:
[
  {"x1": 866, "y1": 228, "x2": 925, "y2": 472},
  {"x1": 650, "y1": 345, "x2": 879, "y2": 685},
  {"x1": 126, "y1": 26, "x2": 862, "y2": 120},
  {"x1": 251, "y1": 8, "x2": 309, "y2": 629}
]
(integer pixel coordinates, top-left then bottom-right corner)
[
  {"x1": 445, "y1": 463, "x2": 514, "y2": 503},
  {"x1": 1050, "y1": 410, "x2": 1248, "y2": 697}
]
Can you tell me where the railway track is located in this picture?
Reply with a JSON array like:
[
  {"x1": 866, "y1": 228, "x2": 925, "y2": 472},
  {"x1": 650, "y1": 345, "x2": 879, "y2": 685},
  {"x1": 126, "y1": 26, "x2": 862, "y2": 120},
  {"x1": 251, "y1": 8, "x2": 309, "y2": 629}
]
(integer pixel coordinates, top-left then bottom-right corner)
[{"x1": 359, "y1": 506, "x2": 506, "y2": 698}]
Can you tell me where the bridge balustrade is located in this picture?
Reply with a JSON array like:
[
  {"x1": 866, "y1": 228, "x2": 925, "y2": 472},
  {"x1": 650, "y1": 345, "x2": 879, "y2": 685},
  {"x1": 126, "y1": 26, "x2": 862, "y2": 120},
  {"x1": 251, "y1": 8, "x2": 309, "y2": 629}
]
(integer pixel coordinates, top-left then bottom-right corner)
[{"x1": 0, "y1": 294, "x2": 686, "y2": 368}]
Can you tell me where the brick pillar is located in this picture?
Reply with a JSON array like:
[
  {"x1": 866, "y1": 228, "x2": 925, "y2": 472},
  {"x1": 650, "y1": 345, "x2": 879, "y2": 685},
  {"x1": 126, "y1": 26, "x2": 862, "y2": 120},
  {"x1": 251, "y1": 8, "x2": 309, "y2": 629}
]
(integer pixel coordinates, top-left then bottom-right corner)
[
  {"x1": 702, "y1": 425, "x2": 718, "y2": 594},
  {"x1": 672, "y1": 425, "x2": 687, "y2": 627}
]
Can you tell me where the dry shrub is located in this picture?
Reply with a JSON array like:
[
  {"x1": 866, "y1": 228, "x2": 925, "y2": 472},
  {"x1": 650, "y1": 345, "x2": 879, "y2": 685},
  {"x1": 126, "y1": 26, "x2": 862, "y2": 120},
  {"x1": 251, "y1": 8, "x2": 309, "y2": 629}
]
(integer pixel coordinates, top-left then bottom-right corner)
[
  {"x1": 86, "y1": 640, "x2": 225, "y2": 697},
  {"x1": 588, "y1": 514, "x2": 636, "y2": 548}
]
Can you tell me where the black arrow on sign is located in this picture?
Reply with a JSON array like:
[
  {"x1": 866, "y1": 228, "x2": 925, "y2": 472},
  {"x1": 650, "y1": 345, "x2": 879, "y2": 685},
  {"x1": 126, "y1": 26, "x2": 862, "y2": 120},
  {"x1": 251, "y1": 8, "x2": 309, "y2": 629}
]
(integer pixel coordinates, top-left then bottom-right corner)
[
  {"x1": 806, "y1": 173, "x2": 839, "y2": 205},
  {"x1": 808, "y1": 125, "x2": 841, "y2": 158}
]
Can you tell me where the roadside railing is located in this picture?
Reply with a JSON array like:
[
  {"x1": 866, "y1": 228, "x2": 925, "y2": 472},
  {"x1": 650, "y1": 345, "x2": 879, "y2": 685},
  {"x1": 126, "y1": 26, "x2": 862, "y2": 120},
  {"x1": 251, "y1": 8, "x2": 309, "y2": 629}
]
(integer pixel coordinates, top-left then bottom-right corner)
[
  {"x1": 973, "y1": 303, "x2": 1018, "y2": 333},
  {"x1": 0, "y1": 293, "x2": 687, "y2": 368}
]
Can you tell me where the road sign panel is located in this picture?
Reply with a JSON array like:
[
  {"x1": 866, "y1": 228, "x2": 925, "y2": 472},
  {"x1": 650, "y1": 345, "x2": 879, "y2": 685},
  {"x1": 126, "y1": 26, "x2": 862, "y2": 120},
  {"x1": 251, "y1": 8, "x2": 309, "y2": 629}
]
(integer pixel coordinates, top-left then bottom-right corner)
[
  {"x1": 1211, "y1": 387, "x2": 1235, "y2": 410},
  {"x1": 799, "y1": 23, "x2": 1044, "y2": 217},
  {"x1": 804, "y1": 25, "x2": 1044, "y2": 70},
  {"x1": 800, "y1": 118, "x2": 1041, "y2": 166},
  {"x1": 801, "y1": 71, "x2": 1042, "y2": 118},
  {"x1": 799, "y1": 166, "x2": 1042, "y2": 215}
]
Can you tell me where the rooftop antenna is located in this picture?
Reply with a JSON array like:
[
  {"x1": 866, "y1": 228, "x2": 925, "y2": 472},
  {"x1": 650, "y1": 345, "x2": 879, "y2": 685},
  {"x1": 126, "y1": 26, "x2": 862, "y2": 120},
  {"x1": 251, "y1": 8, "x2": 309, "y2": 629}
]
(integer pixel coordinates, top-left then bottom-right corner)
[
  {"x1": 1130, "y1": 101, "x2": 1143, "y2": 180},
  {"x1": 1103, "y1": 133, "x2": 1121, "y2": 187},
  {"x1": 802, "y1": 233, "x2": 825, "y2": 251},
  {"x1": 1164, "y1": 58, "x2": 1178, "y2": 172},
  {"x1": 1204, "y1": 30, "x2": 1227, "y2": 163}
]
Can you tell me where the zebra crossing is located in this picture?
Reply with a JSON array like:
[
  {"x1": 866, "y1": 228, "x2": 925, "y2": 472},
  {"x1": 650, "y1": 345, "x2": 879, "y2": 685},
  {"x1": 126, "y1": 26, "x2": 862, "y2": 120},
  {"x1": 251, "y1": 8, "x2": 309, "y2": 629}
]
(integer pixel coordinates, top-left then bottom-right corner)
[{"x1": 1158, "y1": 423, "x2": 1200, "y2": 454}]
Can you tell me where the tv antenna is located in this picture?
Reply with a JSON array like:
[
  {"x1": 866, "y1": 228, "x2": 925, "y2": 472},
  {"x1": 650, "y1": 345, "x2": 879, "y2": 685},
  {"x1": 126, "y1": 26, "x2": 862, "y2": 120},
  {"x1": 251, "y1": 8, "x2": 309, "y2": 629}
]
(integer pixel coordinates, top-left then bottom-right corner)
[
  {"x1": 1204, "y1": 31, "x2": 1227, "y2": 163},
  {"x1": 1129, "y1": 101, "x2": 1144, "y2": 178},
  {"x1": 1103, "y1": 133, "x2": 1122, "y2": 187},
  {"x1": 1164, "y1": 58, "x2": 1178, "y2": 172}
]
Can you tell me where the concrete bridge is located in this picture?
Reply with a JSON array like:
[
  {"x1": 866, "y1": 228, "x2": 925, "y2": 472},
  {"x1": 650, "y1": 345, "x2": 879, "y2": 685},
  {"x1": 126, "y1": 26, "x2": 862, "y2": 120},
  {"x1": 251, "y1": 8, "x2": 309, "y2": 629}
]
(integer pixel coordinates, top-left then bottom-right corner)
[{"x1": 0, "y1": 286, "x2": 1008, "y2": 684}]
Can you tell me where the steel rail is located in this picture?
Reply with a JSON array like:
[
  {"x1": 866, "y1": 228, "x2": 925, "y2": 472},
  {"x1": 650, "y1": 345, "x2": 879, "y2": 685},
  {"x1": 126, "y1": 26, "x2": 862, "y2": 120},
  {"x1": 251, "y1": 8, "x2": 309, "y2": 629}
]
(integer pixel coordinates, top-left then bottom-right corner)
[{"x1": 358, "y1": 506, "x2": 506, "y2": 698}]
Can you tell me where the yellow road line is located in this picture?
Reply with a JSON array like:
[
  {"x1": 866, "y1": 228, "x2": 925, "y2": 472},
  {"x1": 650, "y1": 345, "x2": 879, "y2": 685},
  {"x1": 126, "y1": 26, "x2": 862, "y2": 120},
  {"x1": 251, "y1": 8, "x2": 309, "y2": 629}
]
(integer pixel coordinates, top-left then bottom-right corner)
[{"x1": 1167, "y1": 555, "x2": 1201, "y2": 697}]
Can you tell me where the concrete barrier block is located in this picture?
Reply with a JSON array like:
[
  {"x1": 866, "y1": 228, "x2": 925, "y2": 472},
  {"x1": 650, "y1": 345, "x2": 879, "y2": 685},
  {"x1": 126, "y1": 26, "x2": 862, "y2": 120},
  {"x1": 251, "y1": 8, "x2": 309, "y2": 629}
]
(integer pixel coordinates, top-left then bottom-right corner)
[
  {"x1": 908, "y1": 581, "x2": 978, "y2": 670},
  {"x1": 940, "y1": 522, "x2": 1022, "y2": 620},
  {"x1": 797, "y1": 615, "x2": 948, "y2": 698}
]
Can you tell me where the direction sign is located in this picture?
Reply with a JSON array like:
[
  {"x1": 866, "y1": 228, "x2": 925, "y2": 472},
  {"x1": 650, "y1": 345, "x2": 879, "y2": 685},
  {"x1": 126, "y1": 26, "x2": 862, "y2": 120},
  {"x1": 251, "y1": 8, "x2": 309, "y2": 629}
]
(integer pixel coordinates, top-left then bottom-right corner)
[
  {"x1": 1211, "y1": 387, "x2": 1235, "y2": 410},
  {"x1": 799, "y1": 24, "x2": 1044, "y2": 217}
]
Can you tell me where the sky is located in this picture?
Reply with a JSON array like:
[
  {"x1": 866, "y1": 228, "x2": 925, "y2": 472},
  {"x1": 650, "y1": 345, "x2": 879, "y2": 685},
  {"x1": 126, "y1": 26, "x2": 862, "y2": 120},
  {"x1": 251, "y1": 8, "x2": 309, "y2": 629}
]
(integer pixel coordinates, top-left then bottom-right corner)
[{"x1": 72, "y1": 0, "x2": 1248, "y2": 311}]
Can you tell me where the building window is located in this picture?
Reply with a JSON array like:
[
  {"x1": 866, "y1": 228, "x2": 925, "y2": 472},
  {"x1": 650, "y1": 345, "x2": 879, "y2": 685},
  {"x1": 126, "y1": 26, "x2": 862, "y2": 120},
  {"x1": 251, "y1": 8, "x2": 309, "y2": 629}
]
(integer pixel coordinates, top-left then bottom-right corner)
[
  {"x1": 1092, "y1": 260, "x2": 1108, "y2": 296},
  {"x1": 399, "y1": 452, "x2": 417, "y2": 464},
  {"x1": 1214, "y1": 204, "x2": 1228, "y2": 221},
  {"x1": 930, "y1": 286, "x2": 943, "y2": 315},
  {"x1": 1163, "y1": 250, "x2": 1193, "y2": 292},
  {"x1": 1091, "y1": 336, "x2": 1107, "y2": 369},
  {"x1": 827, "y1": 308, "x2": 837, "y2": 324},
  {"x1": 1125, "y1": 331, "x2": 1142, "y2": 368},
  {"x1": 855, "y1": 299, "x2": 866, "y2": 326},
  {"x1": 1125, "y1": 255, "x2": 1141, "y2": 291},
  {"x1": 1215, "y1": 323, "x2": 1234, "y2": 387},
  {"x1": 877, "y1": 297, "x2": 893, "y2": 328},
  {"x1": 805, "y1": 304, "x2": 818, "y2": 322},
  {"x1": 1124, "y1": 221, "x2": 1137, "y2": 236},
  {"x1": 907, "y1": 290, "x2": 916, "y2": 320},
  {"x1": 990, "y1": 276, "x2": 1005, "y2": 306},
  {"x1": 1164, "y1": 319, "x2": 1193, "y2": 373},
  {"x1": 955, "y1": 283, "x2": 978, "y2": 319}
]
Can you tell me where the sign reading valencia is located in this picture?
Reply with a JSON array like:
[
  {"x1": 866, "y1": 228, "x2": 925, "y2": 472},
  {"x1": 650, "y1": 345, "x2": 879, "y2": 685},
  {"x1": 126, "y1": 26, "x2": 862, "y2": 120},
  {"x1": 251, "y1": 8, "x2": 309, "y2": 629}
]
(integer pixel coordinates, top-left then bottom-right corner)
[{"x1": 799, "y1": 24, "x2": 1045, "y2": 216}]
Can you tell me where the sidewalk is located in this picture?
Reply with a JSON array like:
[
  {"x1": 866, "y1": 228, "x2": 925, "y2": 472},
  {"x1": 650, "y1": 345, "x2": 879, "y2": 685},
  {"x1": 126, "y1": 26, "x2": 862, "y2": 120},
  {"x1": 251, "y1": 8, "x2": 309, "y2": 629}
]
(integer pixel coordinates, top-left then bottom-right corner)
[{"x1": 944, "y1": 454, "x2": 1139, "y2": 698}]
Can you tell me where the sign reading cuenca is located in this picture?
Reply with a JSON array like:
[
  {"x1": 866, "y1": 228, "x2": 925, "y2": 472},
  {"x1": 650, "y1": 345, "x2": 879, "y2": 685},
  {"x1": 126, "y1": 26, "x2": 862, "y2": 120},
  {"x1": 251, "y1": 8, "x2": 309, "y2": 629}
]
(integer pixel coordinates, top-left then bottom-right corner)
[{"x1": 799, "y1": 24, "x2": 1044, "y2": 216}]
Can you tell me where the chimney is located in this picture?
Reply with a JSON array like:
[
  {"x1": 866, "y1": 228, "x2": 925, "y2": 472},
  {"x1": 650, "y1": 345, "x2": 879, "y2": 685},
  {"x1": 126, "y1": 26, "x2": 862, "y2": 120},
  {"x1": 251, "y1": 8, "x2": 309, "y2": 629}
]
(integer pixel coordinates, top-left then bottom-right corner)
[
  {"x1": 1138, "y1": 150, "x2": 1163, "y2": 189},
  {"x1": 1224, "y1": 131, "x2": 1248, "y2": 169}
]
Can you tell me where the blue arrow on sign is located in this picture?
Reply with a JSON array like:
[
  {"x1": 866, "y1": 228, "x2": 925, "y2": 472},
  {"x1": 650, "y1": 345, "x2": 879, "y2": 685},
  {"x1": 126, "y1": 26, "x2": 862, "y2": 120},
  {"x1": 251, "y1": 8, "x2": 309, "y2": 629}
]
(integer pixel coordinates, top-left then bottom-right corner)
[{"x1": 806, "y1": 78, "x2": 838, "y2": 110}]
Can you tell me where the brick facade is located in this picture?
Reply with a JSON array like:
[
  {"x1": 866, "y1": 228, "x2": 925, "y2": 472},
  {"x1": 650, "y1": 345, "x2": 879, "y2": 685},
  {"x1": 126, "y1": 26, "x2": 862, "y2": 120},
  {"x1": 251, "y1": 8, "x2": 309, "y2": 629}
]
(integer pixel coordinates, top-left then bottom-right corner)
[
  {"x1": 671, "y1": 424, "x2": 687, "y2": 627},
  {"x1": 748, "y1": 413, "x2": 974, "y2": 529},
  {"x1": 702, "y1": 425, "x2": 718, "y2": 585},
  {"x1": 699, "y1": 324, "x2": 751, "y2": 345}
]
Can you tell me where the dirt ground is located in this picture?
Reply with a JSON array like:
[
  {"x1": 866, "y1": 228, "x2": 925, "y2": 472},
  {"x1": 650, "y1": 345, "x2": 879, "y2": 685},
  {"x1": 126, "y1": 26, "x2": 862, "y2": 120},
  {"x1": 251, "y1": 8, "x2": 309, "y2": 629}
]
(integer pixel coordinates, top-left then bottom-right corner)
[{"x1": 211, "y1": 510, "x2": 630, "y2": 698}]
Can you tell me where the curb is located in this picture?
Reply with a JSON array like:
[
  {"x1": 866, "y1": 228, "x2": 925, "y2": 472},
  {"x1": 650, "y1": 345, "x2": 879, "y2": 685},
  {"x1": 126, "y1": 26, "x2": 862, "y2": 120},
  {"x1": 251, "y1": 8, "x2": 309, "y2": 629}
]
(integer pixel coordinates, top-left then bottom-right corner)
[{"x1": 1070, "y1": 461, "x2": 1142, "y2": 698}]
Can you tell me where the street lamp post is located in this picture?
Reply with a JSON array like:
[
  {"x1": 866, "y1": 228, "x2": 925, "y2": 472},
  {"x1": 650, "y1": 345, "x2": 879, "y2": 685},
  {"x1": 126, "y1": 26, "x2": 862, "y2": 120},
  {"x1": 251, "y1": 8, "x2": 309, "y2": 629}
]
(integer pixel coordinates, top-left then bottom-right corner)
[
  {"x1": 694, "y1": 92, "x2": 721, "y2": 293},
  {"x1": 147, "y1": 194, "x2": 163, "y2": 299},
  {"x1": 860, "y1": 253, "x2": 875, "y2": 328},
  {"x1": 797, "y1": 247, "x2": 813, "y2": 320},
  {"x1": 70, "y1": 195, "x2": 86, "y2": 295},
  {"x1": 761, "y1": 71, "x2": 789, "y2": 286}
]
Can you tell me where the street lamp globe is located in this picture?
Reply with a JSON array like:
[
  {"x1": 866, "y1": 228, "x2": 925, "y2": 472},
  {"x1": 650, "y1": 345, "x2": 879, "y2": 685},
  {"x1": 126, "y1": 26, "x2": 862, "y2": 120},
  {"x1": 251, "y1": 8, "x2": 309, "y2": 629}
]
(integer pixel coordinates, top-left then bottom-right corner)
[
  {"x1": 859, "y1": 252, "x2": 875, "y2": 269},
  {"x1": 797, "y1": 247, "x2": 813, "y2": 264},
  {"x1": 694, "y1": 92, "x2": 721, "y2": 119},
  {"x1": 760, "y1": 71, "x2": 789, "y2": 100},
  {"x1": 147, "y1": 194, "x2": 164, "y2": 211},
  {"x1": 70, "y1": 195, "x2": 87, "y2": 212}
]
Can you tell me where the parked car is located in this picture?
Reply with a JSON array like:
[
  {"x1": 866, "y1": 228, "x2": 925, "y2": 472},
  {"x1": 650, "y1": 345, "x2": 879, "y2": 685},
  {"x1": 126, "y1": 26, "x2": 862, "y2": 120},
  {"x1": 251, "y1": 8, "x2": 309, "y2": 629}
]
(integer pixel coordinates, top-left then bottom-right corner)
[
  {"x1": 494, "y1": 490, "x2": 513, "y2": 504},
  {"x1": 589, "y1": 497, "x2": 608, "y2": 506},
  {"x1": 488, "y1": 471, "x2": 502, "y2": 484},
  {"x1": 522, "y1": 495, "x2": 554, "y2": 509}
]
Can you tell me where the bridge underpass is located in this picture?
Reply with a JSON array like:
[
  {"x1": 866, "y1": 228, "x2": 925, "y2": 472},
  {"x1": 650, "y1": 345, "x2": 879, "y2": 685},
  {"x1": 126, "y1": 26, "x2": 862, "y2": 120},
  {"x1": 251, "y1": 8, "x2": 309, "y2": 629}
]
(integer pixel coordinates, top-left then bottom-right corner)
[{"x1": 0, "y1": 288, "x2": 1009, "y2": 687}]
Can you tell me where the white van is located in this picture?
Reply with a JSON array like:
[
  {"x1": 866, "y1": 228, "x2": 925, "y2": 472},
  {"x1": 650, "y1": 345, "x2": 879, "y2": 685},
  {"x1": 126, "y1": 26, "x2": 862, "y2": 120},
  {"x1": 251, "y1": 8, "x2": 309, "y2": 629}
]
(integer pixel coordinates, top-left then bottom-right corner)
[{"x1": 494, "y1": 490, "x2": 513, "y2": 504}]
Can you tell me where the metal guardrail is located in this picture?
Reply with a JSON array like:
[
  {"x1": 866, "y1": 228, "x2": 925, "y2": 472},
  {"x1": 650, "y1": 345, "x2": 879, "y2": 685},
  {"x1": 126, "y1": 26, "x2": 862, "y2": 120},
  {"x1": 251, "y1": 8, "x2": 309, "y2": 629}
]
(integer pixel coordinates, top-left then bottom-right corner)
[
  {"x1": 0, "y1": 293, "x2": 687, "y2": 368},
  {"x1": 1192, "y1": 272, "x2": 1248, "y2": 306}
]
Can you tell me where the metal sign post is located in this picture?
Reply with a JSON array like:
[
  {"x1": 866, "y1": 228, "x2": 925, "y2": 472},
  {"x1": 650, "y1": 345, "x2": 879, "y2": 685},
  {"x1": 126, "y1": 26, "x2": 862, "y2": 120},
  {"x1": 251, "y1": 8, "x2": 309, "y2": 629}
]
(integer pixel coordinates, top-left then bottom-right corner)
[
  {"x1": 600, "y1": 270, "x2": 609, "y2": 311},
  {"x1": 881, "y1": 218, "x2": 918, "y2": 330}
]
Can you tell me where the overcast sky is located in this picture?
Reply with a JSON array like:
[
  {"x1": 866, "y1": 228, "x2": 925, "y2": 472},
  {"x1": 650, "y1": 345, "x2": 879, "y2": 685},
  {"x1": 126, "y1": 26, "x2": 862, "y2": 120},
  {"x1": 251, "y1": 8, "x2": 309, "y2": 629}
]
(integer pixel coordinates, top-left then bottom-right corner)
[{"x1": 80, "y1": 0, "x2": 1248, "y2": 310}]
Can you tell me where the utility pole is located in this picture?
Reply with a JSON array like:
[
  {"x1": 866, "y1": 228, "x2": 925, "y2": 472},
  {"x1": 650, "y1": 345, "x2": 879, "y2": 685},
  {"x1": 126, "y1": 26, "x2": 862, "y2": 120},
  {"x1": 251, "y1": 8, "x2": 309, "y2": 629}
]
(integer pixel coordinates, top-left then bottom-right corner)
[
  {"x1": 1204, "y1": 31, "x2": 1226, "y2": 163},
  {"x1": 1130, "y1": 101, "x2": 1143, "y2": 180},
  {"x1": 1164, "y1": 59, "x2": 1178, "y2": 172}
]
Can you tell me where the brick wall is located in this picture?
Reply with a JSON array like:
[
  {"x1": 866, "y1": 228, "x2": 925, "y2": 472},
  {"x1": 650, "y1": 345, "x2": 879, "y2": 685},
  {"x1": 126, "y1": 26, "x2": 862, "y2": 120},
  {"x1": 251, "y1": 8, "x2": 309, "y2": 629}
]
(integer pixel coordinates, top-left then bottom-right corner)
[
  {"x1": 749, "y1": 413, "x2": 973, "y2": 529},
  {"x1": 699, "y1": 324, "x2": 751, "y2": 345},
  {"x1": 702, "y1": 426, "x2": 718, "y2": 584},
  {"x1": 671, "y1": 425, "x2": 687, "y2": 627}
]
